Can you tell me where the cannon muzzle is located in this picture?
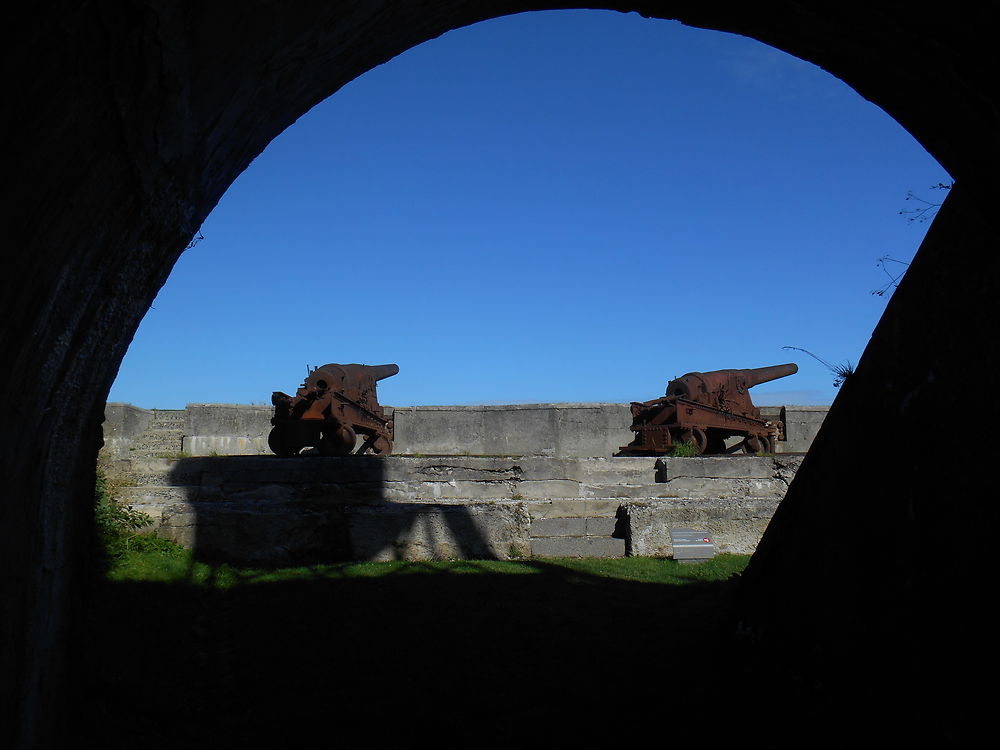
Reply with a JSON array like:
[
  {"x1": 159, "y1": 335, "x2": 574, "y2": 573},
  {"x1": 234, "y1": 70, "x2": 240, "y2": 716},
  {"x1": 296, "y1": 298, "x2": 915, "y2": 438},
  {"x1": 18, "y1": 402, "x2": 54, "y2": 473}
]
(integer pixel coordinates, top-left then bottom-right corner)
[{"x1": 367, "y1": 363, "x2": 400, "y2": 382}]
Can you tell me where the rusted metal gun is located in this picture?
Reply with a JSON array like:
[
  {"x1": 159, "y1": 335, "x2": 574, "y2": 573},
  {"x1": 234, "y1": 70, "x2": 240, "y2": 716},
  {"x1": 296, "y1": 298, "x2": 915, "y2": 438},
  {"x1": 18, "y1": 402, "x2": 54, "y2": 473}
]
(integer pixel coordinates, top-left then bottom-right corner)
[
  {"x1": 617, "y1": 363, "x2": 798, "y2": 455},
  {"x1": 269, "y1": 363, "x2": 398, "y2": 456}
]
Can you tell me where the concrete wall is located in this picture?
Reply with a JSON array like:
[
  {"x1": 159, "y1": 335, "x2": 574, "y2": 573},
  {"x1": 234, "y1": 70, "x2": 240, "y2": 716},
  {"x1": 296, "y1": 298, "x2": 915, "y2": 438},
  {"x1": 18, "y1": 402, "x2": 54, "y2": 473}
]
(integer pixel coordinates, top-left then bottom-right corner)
[
  {"x1": 775, "y1": 406, "x2": 829, "y2": 452},
  {"x1": 102, "y1": 403, "x2": 153, "y2": 457},
  {"x1": 392, "y1": 403, "x2": 634, "y2": 456},
  {"x1": 105, "y1": 454, "x2": 802, "y2": 564},
  {"x1": 183, "y1": 403, "x2": 273, "y2": 456},
  {"x1": 102, "y1": 402, "x2": 829, "y2": 459}
]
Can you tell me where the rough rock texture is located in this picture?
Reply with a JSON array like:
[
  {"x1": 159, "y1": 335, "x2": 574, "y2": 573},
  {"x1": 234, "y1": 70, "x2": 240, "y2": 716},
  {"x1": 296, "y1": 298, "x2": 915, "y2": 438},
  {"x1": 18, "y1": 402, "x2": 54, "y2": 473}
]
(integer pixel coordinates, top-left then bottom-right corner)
[
  {"x1": 4, "y1": 3, "x2": 999, "y2": 745},
  {"x1": 623, "y1": 499, "x2": 780, "y2": 556},
  {"x1": 107, "y1": 454, "x2": 793, "y2": 563}
]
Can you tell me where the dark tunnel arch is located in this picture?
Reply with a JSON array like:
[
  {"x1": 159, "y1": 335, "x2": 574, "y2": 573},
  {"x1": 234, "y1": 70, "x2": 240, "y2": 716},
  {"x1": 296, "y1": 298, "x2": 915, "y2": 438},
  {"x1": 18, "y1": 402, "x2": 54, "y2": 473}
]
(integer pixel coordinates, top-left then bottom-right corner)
[{"x1": 4, "y1": 3, "x2": 999, "y2": 745}]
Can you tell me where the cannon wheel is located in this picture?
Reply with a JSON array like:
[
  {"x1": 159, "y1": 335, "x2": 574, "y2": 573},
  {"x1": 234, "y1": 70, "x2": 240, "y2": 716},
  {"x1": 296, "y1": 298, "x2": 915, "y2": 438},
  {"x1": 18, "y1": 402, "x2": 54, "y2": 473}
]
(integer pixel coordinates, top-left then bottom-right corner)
[
  {"x1": 706, "y1": 431, "x2": 727, "y2": 455},
  {"x1": 268, "y1": 425, "x2": 299, "y2": 457},
  {"x1": 742, "y1": 436, "x2": 764, "y2": 454},
  {"x1": 681, "y1": 428, "x2": 708, "y2": 454},
  {"x1": 320, "y1": 424, "x2": 356, "y2": 456}
]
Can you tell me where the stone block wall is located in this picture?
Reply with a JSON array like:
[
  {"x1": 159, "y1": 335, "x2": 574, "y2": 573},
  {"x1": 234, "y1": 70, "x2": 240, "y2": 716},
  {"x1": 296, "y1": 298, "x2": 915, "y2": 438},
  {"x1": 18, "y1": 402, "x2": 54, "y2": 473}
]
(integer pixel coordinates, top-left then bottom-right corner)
[
  {"x1": 104, "y1": 454, "x2": 801, "y2": 564},
  {"x1": 99, "y1": 402, "x2": 814, "y2": 564}
]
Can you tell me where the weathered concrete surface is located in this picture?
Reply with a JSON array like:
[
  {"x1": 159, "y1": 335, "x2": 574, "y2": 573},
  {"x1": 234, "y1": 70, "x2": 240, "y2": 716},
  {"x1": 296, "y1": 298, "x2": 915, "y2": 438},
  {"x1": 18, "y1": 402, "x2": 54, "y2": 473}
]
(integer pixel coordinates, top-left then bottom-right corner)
[
  {"x1": 101, "y1": 404, "x2": 153, "y2": 458},
  {"x1": 346, "y1": 502, "x2": 532, "y2": 562},
  {"x1": 623, "y1": 499, "x2": 780, "y2": 556},
  {"x1": 160, "y1": 499, "x2": 532, "y2": 564},
  {"x1": 107, "y1": 401, "x2": 826, "y2": 459},
  {"x1": 106, "y1": 454, "x2": 799, "y2": 564},
  {"x1": 182, "y1": 403, "x2": 273, "y2": 455},
  {"x1": 393, "y1": 403, "x2": 634, "y2": 456},
  {"x1": 778, "y1": 406, "x2": 829, "y2": 453}
]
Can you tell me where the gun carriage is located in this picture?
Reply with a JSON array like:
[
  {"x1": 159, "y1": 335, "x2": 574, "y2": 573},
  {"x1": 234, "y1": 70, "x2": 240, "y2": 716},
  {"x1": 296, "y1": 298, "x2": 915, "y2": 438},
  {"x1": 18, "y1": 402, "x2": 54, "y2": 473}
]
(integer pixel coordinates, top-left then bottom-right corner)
[{"x1": 617, "y1": 363, "x2": 798, "y2": 456}]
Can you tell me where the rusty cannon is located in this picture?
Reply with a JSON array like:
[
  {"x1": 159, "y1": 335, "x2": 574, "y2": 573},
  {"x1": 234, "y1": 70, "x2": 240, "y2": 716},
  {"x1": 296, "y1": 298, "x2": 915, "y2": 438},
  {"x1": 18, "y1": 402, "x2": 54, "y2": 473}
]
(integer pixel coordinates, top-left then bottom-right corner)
[
  {"x1": 617, "y1": 363, "x2": 798, "y2": 456},
  {"x1": 268, "y1": 363, "x2": 399, "y2": 457}
]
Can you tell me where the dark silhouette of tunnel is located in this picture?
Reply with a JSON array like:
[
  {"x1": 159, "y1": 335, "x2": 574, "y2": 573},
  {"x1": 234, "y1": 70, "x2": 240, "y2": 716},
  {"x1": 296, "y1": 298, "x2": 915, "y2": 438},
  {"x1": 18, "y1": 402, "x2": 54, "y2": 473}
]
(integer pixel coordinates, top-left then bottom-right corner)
[{"x1": 4, "y1": 3, "x2": 999, "y2": 745}]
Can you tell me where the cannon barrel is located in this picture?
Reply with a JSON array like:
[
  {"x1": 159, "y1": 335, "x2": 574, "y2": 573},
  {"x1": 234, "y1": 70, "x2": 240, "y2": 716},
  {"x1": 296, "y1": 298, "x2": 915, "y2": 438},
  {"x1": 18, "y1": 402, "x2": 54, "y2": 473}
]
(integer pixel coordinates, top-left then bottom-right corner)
[
  {"x1": 364, "y1": 363, "x2": 399, "y2": 382},
  {"x1": 314, "y1": 363, "x2": 399, "y2": 384},
  {"x1": 726, "y1": 363, "x2": 798, "y2": 388},
  {"x1": 666, "y1": 363, "x2": 798, "y2": 398}
]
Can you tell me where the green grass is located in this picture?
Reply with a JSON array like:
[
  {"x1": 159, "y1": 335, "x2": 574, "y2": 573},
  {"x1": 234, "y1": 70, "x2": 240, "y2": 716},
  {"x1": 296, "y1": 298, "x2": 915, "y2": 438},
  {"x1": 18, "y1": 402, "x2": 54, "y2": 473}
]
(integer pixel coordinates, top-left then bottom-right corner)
[
  {"x1": 106, "y1": 545, "x2": 750, "y2": 588},
  {"x1": 670, "y1": 439, "x2": 701, "y2": 457}
]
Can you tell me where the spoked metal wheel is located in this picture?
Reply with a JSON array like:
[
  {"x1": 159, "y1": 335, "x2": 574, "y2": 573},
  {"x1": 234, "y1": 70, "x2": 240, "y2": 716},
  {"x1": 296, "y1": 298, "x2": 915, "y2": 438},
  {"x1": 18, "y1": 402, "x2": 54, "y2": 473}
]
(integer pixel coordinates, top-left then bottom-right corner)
[
  {"x1": 319, "y1": 424, "x2": 357, "y2": 456},
  {"x1": 268, "y1": 425, "x2": 300, "y2": 457},
  {"x1": 742, "y1": 435, "x2": 773, "y2": 454},
  {"x1": 371, "y1": 435, "x2": 392, "y2": 455},
  {"x1": 680, "y1": 428, "x2": 708, "y2": 454}
]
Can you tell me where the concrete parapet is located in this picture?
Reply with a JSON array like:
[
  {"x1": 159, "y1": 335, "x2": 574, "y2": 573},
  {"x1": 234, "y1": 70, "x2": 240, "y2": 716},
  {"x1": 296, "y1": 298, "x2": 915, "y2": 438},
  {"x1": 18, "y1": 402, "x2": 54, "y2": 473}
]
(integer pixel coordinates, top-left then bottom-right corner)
[
  {"x1": 182, "y1": 403, "x2": 273, "y2": 456},
  {"x1": 392, "y1": 403, "x2": 633, "y2": 457},
  {"x1": 183, "y1": 435, "x2": 269, "y2": 456},
  {"x1": 780, "y1": 406, "x2": 830, "y2": 453},
  {"x1": 185, "y1": 403, "x2": 273, "y2": 436},
  {"x1": 101, "y1": 403, "x2": 153, "y2": 458},
  {"x1": 104, "y1": 402, "x2": 828, "y2": 459}
]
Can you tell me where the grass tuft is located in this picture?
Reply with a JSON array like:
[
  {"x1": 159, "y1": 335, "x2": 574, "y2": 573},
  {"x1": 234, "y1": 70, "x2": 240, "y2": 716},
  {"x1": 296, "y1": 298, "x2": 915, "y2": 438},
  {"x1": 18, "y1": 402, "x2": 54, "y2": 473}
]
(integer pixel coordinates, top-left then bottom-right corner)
[{"x1": 671, "y1": 440, "x2": 701, "y2": 457}]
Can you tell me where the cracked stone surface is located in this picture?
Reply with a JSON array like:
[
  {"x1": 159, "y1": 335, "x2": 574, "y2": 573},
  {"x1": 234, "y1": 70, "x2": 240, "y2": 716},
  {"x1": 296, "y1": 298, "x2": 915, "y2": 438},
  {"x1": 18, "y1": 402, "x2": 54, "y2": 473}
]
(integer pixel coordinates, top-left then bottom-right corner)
[{"x1": 102, "y1": 454, "x2": 801, "y2": 564}]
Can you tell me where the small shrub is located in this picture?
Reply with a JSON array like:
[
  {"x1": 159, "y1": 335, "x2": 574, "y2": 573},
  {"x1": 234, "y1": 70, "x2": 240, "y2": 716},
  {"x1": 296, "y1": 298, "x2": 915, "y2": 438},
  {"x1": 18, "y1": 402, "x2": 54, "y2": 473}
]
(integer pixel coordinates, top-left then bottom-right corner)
[
  {"x1": 95, "y1": 467, "x2": 160, "y2": 559},
  {"x1": 671, "y1": 440, "x2": 700, "y2": 457}
]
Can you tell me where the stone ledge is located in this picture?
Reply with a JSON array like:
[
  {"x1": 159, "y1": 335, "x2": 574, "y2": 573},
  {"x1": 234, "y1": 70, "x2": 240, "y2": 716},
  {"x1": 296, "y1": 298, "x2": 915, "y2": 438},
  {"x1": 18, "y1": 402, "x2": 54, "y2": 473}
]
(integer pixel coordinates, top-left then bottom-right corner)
[{"x1": 530, "y1": 536, "x2": 626, "y2": 558}]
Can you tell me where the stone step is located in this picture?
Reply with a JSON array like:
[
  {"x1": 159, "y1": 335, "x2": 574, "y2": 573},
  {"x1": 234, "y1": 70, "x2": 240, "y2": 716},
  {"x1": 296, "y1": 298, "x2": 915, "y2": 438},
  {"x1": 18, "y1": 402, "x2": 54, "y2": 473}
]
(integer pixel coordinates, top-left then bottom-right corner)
[
  {"x1": 124, "y1": 428, "x2": 186, "y2": 457},
  {"x1": 529, "y1": 516, "x2": 618, "y2": 537},
  {"x1": 529, "y1": 536, "x2": 626, "y2": 558},
  {"x1": 114, "y1": 409, "x2": 188, "y2": 459},
  {"x1": 526, "y1": 499, "x2": 621, "y2": 520},
  {"x1": 150, "y1": 409, "x2": 186, "y2": 424},
  {"x1": 118, "y1": 486, "x2": 197, "y2": 521},
  {"x1": 528, "y1": 516, "x2": 624, "y2": 558}
]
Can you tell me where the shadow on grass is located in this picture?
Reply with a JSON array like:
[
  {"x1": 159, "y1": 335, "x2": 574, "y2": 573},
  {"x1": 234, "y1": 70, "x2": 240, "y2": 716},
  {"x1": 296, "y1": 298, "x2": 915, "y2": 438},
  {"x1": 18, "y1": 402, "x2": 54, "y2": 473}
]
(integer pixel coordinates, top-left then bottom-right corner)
[
  {"x1": 78, "y1": 556, "x2": 964, "y2": 745},
  {"x1": 79, "y1": 560, "x2": 764, "y2": 746}
]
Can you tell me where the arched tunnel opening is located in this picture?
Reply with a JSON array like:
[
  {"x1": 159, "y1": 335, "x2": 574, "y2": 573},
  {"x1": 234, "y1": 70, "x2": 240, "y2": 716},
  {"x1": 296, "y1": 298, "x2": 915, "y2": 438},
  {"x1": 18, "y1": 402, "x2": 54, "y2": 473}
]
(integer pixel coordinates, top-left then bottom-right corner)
[
  {"x1": 110, "y1": 10, "x2": 942, "y2": 411},
  {"x1": 4, "y1": 3, "x2": 998, "y2": 746}
]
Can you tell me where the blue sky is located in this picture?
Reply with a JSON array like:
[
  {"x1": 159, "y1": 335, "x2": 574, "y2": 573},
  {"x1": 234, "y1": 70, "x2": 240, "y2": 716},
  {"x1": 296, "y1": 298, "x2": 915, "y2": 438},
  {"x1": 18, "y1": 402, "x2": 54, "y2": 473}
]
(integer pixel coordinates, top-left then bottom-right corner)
[{"x1": 109, "y1": 9, "x2": 949, "y2": 409}]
